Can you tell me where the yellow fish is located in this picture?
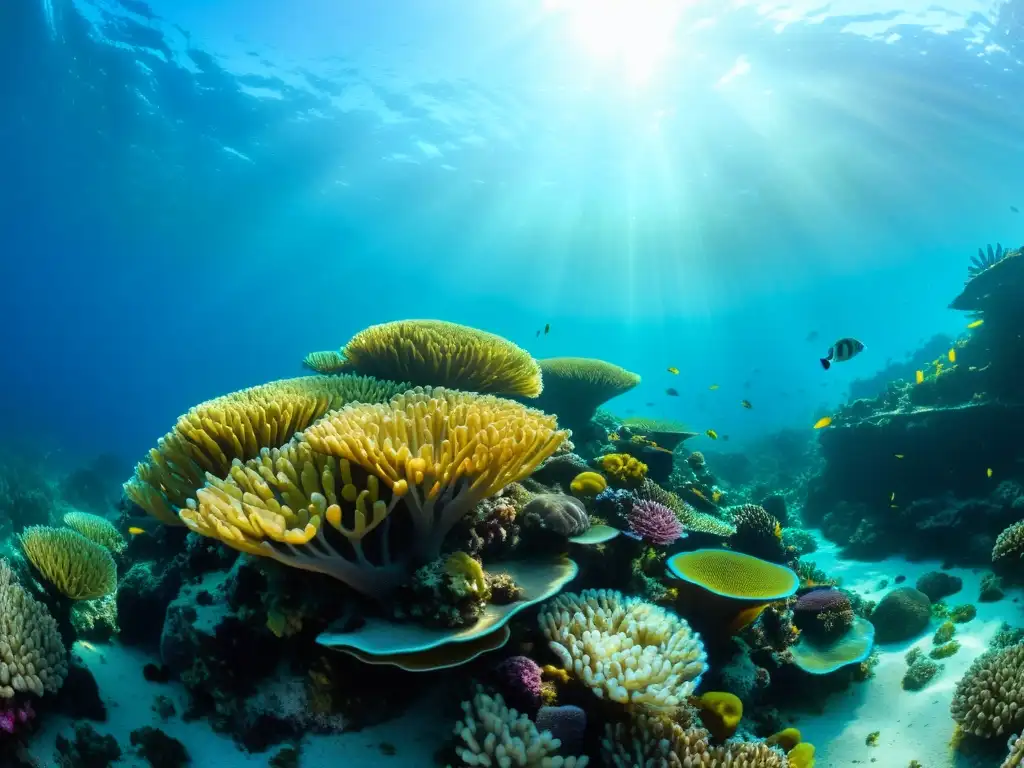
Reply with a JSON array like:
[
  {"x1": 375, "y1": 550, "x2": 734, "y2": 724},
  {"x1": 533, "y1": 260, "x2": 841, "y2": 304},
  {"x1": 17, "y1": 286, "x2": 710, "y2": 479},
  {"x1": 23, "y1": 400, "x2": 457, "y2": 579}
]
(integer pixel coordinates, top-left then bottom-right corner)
[
  {"x1": 968, "y1": 319, "x2": 984, "y2": 329},
  {"x1": 894, "y1": 454, "x2": 904, "y2": 459},
  {"x1": 128, "y1": 526, "x2": 146, "y2": 536},
  {"x1": 987, "y1": 468, "x2": 993, "y2": 478},
  {"x1": 915, "y1": 370, "x2": 924, "y2": 384},
  {"x1": 709, "y1": 384, "x2": 719, "y2": 390},
  {"x1": 948, "y1": 348, "x2": 956, "y2": 363},
  {"x1": 667, "y1": 366, "x2": 680, "y2": 375},
  {"x1": 706, "y1": 429, "x2": 718, "y2": 440},
  {"x1": 812, "y1": 416, "x2": 832, "y2": 429},
  {"x1": 711, "y1": 489, "x2": 723, "y2": 503}
]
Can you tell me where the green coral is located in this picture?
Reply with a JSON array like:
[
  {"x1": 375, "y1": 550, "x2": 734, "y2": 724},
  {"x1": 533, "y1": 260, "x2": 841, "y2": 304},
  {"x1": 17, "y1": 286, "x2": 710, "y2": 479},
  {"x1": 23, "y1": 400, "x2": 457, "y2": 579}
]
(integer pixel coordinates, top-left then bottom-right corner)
[
  {"x1": 70, "y1": 594, "x2": 119, "y2": 642},
  {"x1": 62, "y1": 511, "x2": 126, "y2": 554},
  {"x1": 979, "y1": 573, "x2": 1004, "y2": 602},
  {"x1": 933, "y1": 621, "x2": 956, "y2": 644},
  {"x1": 19, "y1": 526, "x2": 117, "y2": 600},
  {"x1": 902, "y1": 658, "x2": 941, "y2": 691},
  {"x1": 929, "y1": 641, "x2": 960, "y2": 659},
  {"x1": 950, "y1": 604, "x2": 977, "y2": 623}
]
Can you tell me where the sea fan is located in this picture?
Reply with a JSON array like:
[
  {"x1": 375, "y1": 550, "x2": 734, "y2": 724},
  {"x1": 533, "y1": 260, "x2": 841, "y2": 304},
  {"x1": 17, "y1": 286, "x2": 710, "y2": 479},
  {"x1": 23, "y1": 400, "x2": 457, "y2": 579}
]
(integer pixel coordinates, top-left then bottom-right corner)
[{"x1": 967, "y1": 243, "x2": 1005, "y2": 281}]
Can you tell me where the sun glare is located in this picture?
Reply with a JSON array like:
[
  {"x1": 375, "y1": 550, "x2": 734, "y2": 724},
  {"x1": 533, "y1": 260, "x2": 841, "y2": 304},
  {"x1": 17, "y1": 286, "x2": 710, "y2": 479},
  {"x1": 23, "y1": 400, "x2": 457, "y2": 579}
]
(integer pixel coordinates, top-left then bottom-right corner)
[{"x1": 542, "y1": 0, "x2": 690, "y2": 86}]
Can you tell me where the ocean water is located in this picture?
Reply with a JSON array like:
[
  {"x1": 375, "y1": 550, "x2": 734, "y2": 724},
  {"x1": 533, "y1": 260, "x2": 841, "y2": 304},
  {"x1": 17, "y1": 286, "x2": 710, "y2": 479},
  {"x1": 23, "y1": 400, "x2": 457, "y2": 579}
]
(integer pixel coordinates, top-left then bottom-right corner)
[{"x1": 3, "y1": 0, "x2": 1024, "y2": 766}]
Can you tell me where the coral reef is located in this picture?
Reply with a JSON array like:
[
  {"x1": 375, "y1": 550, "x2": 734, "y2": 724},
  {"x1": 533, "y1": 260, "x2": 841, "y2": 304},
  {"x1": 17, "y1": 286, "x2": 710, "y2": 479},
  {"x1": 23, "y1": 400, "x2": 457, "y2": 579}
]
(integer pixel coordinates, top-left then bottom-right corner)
[
  {"x1": 915, "y1": 571, "x2": 962, "y2": 602},
  {"x1": 539, "y1": 589, "x2": 706, "y2": 707},
  {"x1": 729, "y1": 504, "x2": 787, "y2": 563},
  {"x1": 54, "y1": 723, "x2": 121, "y2": 768},
  {"x1": 522, "y1": 494, "x2": 589, "y2": 539},
  {"x1": 951, "y1": 643, "x2": 1024, "y2": 737},
  {"x1": 341, "y1": 319, "x2": 542, "y2": 397},
  {"x1": 62, "y1": 511, "x2": 126, "y2": 555},
  {"x1": 0, "y1": 559, "x2": 67, "y2": 698},
  {"x1": 792, "y1": 589, "x2": 854, "y2": 644},
  {"x1": 625, "y1": 499, "x2": 684, "y2": 546},
  {"x1": 869, "y1": 587, "x2": 931, "y2": 643},
  {"x1": 302, "y1": 349, "x2": 348, "y2": 374},
  {"x1": 19, "y1": 526, "x2": 118, "y2": 601},
  {"x1": 597, "y1": 453, "x2": 647, "y2": 487},
  {"x1": 533, "y1": 357, "x2": 640, "y2": 439}
]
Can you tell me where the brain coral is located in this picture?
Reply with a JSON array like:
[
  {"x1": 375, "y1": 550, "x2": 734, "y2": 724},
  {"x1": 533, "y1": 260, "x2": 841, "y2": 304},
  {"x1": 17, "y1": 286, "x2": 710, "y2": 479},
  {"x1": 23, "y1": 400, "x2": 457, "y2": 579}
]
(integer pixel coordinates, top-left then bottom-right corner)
[
  {"x1": 952, "y1": 643, "x2": 1024, "y2": 737},
  {"x1": 63, "y1": 511, "x2": 126, "y2": 554},
  {"x1": 19, "y1": 526, "x2": 118, "y2": 601},
  {"x1": 342, "y1": 319, "x2": 543, "y2": 397},
  {"x1": 183, "y1": 388, "x2": 566, "y2": 599},
  {"x1": 602, "y1": 715, "x2": 786, "y2": 768},
  {"x1": 0, "y1": 560, "x2": 67, "y2": 699},
  {"x1": 538, "y1": 589, "x2": 706, "y2": 707},
  {"x1": 521, "y1": 494, "x2": 590, "y2": 538},
  {"x1": 870, "y1": 587, "x2": 931, "y2": 643},
  {"x1": 125, "y1": 374, "x2": 410, "y2": 526},
  {"x1": 667, "y1": 549, "x2": 799, "y2": 601}
]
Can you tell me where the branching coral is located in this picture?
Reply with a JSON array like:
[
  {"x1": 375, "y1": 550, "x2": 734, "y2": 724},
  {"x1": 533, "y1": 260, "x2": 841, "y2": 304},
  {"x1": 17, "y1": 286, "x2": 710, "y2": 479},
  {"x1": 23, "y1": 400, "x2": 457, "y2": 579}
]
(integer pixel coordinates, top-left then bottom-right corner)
[
  {"x1": 302, "y1": 350, "x2": 349, "y2": 374},
  {"x1": 0, "y1": 559, "x2": 67, "y2": 699},
  {"x1": 19, "y1": 526, "x2": 118, "y2": 600},
  {"x1": 598, "y1": 454, "x2": 648, "y2": 487},
  {"x1": 538, "y1": 589, "x2": 706, "y2": 707},
  {"x1": 183, "y1": 388, "x2": 566, "y2": 600},
  {"x1": 952, "y1": 643, "x2": 1024, "y2": 737},
  {"x1": 63, "y1": 511, "x2": 126, "y2": 554},
  {"x1": 125, "y1": 374, "x2": 410, "y2": 526},
  {"x1": 341, "y1": 319, "x2": 542, "y2": 397},
  {"x1": 453, "y1": 687, "x2": 589, "y2": 767},
  {"x1": 602, "y1": 715, "x2": 787, "y2": 767}
]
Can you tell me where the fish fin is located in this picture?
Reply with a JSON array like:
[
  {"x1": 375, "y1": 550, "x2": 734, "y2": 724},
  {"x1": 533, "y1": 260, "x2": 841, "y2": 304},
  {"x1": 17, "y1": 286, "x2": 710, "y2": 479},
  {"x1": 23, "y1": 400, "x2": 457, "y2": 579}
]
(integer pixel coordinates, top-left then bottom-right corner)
[{"x1": 820, "y1": 358, "x2": 831, "y2": 370}]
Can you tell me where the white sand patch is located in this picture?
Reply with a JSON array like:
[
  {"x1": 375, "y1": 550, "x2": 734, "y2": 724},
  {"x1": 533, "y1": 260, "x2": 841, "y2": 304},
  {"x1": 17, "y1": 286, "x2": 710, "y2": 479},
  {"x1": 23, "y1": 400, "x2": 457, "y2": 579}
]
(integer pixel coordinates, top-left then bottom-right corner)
[
  {"x1": 794, "y1": 534, "x2": 1023, "y2": 767},
  {"x1": 28, "y1": 640, "x2": 450, "y2": 766}
]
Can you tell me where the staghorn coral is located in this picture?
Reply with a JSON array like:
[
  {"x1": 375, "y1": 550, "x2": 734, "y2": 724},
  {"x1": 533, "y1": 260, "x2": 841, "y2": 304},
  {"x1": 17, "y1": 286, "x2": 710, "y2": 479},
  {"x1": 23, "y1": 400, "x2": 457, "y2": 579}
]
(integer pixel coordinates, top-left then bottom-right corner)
[
  {"x1": 0, "y1": 559, "x2": 67, "y2": 699},
  {"x1": 453, "y1": 687, "x2": 589, "y2": 767},
  {"x1": 302, "y1": 350, "x2": 349, "y2": 374},
  {"x1": 19, "y1": 526, "x2": 118, "y2": 600},
  {"x1": 952, "y1": 643, "x2": 1024, "y2": 737},
  {"x1": 602, "y1": 715, "x2": 786, "y2": 768},
  {"x1": 538, "y1": 589, "x2": 706, "y2": 707},
  {"x1": 63, "y1": 511, "x2": 126, "y2": 554},
  {"x1": 598, "y1": 454, "x2": 648, "y2": 487},
  {"x1": 627, "y1": 499, "x2": 685, "y2": 546},
  {"x1": 342, "y1": 319, "x2": 542, "y2": 397},
  {"x1": 729, "y1": 504, "x2": 786, "y2": 563},
  {"x1": 126, "y1": 374, "x2": 409, "y2": 526},
  {"x1": 183, "y1": 388, "x2": 566, "y2": 600}
]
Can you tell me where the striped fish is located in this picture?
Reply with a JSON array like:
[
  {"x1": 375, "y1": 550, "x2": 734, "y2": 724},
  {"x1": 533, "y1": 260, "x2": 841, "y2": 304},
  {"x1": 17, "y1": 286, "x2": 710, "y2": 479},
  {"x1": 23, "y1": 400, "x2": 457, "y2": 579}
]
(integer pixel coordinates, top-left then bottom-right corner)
[{"x1": 820, "y1": 337, "x2": 865, "y2": 370}]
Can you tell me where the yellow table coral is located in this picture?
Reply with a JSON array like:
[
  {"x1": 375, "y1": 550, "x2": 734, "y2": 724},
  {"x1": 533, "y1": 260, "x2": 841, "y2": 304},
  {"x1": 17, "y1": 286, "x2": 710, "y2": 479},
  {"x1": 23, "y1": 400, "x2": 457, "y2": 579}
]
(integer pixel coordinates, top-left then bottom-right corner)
[{"x1": 19, "y1": 526, "x2": 117, "y2": 601}]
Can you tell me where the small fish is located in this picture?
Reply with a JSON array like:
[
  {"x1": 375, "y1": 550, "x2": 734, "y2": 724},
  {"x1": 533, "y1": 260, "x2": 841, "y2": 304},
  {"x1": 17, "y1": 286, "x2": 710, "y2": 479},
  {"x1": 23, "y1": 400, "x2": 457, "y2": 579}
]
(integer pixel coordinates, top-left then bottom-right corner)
[
  {"x1": 721, "y1": 434, "x2": 730, "y2": 441},
  {"x1": 820, "y1": 337, "x2": 865, "y2": 370},
  {"x1": 741, "y1": 400, "x2": 753, "y2": 409},
  {"x1": 711, "y1": 489, "x2": 724, "y2": 503},
  {"x1": 708, "y1": 384, "x2": 719, "y2": 390},
  {"x1": 894, "y1": 454, "x2": 904, "y2": 459},
  {"x1": 890, "y1": 504, "x2": 898, "y2": 509},
  {"x1": 806, "y1": 331, "x2": 819, "y2": 342},
  {"x1": 915, "y1": 370, "x2": 924, "y2": 384},
  {"x1": 690, "y1": 488, "x2": 708, "y2": 500},
  {"x1": 645, "y1": 402, "x2": 654, "y2": 407},
  {"x1": 667, "y1": 366, "x2": 680, "y2": 375},
  {"x1": 666, "y1": 388, "x2": 679, "y2": 397},
  {"x1": 948, "y1": 348, "x2": 956, "y2": 363},
  {"x1": 536, "y1": 330, "x2": 540, "y2": 337},
  {"x1": 1012, "y1": 206, "x2": 1020, "y2": 213},
  {"x1": 706, "y1": 429, "x2": 718, "y2": 440},
  {"x1": 128, "y1": 526, "x2": 146, "y2": 536},
  {"x1": 544, "y1": 323, "x2": 550, "y2": 334},
  {"x1": 987, "y1": 468, "x2": 993, "y2": 478},
  {"x1": 890, "y1": 492, "x2": 895, "y2": 502},
  {"x1": 968, "y1": 319, "x2": 984, "y2": 329},
  {"x1": 813, "y1": 416, "x2": 832, "y2": 429}
]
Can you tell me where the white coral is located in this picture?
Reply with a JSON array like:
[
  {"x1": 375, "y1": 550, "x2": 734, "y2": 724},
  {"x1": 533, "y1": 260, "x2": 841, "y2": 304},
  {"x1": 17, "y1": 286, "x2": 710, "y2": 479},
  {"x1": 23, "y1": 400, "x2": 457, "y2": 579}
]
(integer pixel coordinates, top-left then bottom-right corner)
[
  {"x1": 453, "y1": 688, "x2": 589, "y2": 768},
  {"x1": 538, "y1": 589, "x2": 706, "y2": 707}
]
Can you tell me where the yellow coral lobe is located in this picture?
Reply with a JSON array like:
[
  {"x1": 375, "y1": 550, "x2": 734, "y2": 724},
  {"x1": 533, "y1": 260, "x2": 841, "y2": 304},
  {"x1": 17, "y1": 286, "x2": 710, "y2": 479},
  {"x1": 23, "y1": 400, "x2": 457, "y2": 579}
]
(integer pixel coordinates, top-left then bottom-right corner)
[
  {"x1": 766, "y1": 727, "x2": 802, "y2": 751},
  {"x1": 18, "y1": 526, "x2": 118, "y2": 601},
  {"x1": 697, "y1": 691, "x2": 743, "y2": 741},
  {"x1": 598, "y1": 453, "x2": 647, "y2": 486},
  {"x1": 569, "y1": 471, "x2": 607, "y2": 496},
  {"x1": 788, "y1": 742, "x2": 815, "y2": 768},
  {"x1": 667, "y1": 549, "x2": 799, "y2": 601}
]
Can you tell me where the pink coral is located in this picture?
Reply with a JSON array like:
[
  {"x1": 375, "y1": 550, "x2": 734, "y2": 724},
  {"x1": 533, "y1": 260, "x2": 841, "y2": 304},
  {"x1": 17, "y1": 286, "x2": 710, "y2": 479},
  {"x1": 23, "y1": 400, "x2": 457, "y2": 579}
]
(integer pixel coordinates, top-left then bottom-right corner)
[
  {"x1": 627, "y1": 499, "x2": 685, "y2": 546},
  {"x1": 494, "y1": 656, "x2": 543, "y2": 713},
  {"x1": 0, "y1": 700, "x2": 34, "y2": 735}
]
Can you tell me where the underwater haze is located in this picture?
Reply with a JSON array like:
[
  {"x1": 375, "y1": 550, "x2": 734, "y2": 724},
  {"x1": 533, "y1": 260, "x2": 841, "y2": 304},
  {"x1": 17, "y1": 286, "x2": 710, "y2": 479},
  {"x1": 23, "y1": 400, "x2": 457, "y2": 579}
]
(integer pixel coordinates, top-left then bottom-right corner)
[{"x1": 5, "y1": 1, "x2": 1024, "y2": 767}]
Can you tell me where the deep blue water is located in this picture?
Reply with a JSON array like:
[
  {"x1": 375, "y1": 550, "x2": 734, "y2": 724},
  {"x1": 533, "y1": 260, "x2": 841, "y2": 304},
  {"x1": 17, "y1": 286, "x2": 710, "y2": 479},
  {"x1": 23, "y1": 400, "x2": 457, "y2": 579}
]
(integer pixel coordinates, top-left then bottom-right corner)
[{"x1": 2, "y1": 0, "x2": 1023, "y2": 469}]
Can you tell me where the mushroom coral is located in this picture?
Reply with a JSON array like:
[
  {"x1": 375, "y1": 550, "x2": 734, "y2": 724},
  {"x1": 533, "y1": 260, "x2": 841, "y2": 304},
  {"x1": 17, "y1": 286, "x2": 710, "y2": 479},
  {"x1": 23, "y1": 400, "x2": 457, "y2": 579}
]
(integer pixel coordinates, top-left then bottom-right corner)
[
  {"x1": 667, "y1": 549, "x2": 799, "y2": 601},
  {"x1": 340, "y1": 319, "x2": 543, "y2": 397},
  {"x1": 182, "y1": 388, "x2": 567, "y2": 600},
  {"x1": 533, "y1": 357, "x2": 640, "y2": 428},
  {"x1": 125, "y1": 374, "x2": 410, "y2": 526}
]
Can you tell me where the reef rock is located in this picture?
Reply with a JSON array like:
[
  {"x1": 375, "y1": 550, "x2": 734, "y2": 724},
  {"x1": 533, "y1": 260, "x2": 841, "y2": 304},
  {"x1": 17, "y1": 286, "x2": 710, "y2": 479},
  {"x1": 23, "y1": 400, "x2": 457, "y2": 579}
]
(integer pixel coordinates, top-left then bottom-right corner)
[{"x1": 870, "y1": 587, "x2": 931, "y2": 643}]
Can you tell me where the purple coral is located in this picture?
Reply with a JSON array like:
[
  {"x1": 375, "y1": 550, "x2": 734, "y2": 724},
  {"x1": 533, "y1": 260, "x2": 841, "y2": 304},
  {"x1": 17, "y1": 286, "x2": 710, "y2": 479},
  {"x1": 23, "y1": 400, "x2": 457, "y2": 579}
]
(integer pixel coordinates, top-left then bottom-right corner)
[
  {"x1": 0, "y1": 700, "x2": 34, "y2": 735},
  {"x1": 626, "y1": 499, "x2": 685, "y2": 546},
  {"x1": 494, "y1": 655, "x2": 543, "y2": 713},
  {"x1": 536, "y1": 705, "x2": 586, "y2": 753}
]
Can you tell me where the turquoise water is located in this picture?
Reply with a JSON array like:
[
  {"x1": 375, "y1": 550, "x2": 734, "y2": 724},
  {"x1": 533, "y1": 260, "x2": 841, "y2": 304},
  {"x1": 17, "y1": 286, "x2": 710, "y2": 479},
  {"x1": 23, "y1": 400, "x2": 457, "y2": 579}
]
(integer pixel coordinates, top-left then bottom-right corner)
[{"x1": 4, "y1": 1, "x2": 1024, "y2": 766}]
